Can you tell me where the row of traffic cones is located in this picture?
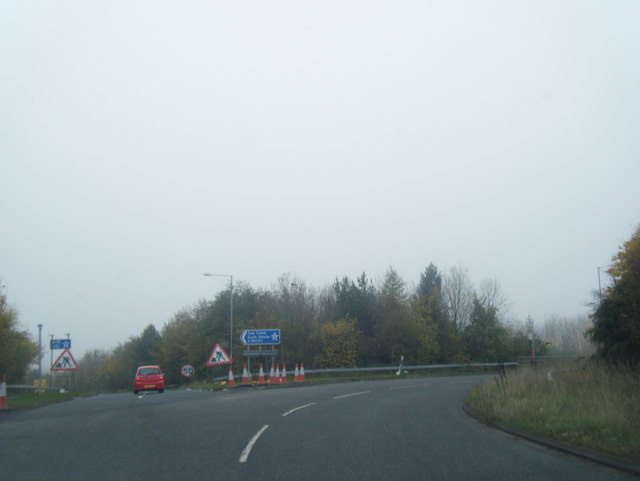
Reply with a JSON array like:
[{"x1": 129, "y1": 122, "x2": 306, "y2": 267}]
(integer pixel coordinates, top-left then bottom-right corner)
[{"x1": 225, "y1": 363, "x2": 305, "y2": 388}]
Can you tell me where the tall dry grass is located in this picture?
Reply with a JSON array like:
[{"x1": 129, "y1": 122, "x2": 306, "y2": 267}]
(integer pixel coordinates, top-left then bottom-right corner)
[{"x1": 466, "y1": 361, "x2": 640, "y2": 461}]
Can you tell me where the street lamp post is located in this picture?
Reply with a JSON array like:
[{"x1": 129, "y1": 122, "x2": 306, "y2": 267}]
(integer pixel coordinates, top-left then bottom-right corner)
[
  {"x1": 203, "y1": 273, "x2": 234, "y2": 361},
  {"x1": 49, "y1": 335, "x2": 54, "y2": 369},
  {"x1": 597, "y1": 266, "x2": 607, "y2": 301},
  {"x1": 49, "y1": 334, "x2": 54, "y2": 389},
  {"x1": 597, "y1": 265, "x2": 614, "y2": 302},
  {"x1": 37, "y1": 324, "x2": 43, "y2": 383}
]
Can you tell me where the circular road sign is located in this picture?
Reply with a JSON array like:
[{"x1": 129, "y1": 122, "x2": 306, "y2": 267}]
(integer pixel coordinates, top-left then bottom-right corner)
[{"x1": 180, "y1": 364, "x2": 195, "y2": 378}]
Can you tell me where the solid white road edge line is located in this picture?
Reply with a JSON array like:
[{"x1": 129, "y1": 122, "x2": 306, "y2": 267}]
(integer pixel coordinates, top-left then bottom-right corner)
[
  {"x1": 282, "y1": 402, "x2": 317, "y2": 417},
  {"x1": 239, "y1": 425, "x2": 269, "y2": 464},
  {"x1": 334, "y1": 391, "x2": 371, "y2": 399}
]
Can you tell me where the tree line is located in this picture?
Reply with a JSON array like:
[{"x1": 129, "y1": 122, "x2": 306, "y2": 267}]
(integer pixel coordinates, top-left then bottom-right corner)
[
  {"x1": 74, "y1": 264, "x2": 548, "y2": 392},
  {"x1": 7, "y1": 240, "x2": 622, "y2": 392},
  {"x1": 7, "y1": 220, "x2": 637, "y2": 392}
]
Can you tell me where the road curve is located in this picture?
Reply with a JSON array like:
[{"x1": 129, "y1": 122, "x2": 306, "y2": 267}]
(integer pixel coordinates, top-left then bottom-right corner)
[{"x1": 0, "y1": 376, "x2": 627, "y2": 480}]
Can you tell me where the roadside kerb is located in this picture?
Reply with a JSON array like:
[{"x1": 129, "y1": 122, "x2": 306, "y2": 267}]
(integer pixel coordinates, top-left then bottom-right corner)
[{"x1": 462, "y1": 403, "x2": 640, "y2": 476}]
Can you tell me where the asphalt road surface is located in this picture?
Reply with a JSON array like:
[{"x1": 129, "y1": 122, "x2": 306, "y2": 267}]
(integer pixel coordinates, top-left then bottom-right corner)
[{"x1": 0, "y1": 375, "x2": 628, "y2": 480}]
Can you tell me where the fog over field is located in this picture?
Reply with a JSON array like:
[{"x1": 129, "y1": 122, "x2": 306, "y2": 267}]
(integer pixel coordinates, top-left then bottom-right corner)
[{"x1": 1, "y1": 0, "x2": 638, "y2": 357}]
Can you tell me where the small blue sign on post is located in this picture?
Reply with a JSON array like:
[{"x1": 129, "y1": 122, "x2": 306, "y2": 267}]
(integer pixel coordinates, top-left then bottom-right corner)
[
  {"x1": 50, "y1": 339, "x2": 71, "y2": 350},
  {"x1": 240, "y1": 329, "x2": 281, "y2": 345}
]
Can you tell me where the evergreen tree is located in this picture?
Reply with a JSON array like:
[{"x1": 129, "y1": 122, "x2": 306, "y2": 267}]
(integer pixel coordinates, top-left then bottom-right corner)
[
  {"x1": 332, "y1": 273, "x2": 375, "y2": 336},
  {"x1": 412, "y1": 264, "x2": 442, "y2": 362},
  {"x1": 463, "y1": 294, "x2": 506, "y2": 362},
  {"x1": 417, "y1": 265, "x2": 464, "y2": 362}
]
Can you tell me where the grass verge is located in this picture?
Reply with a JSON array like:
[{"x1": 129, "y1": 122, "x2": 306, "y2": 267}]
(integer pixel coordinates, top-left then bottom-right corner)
[
  {"x1": 465, "y1": 362, "x2": 640, "y2": 462},
  {"x1": 5, "y1": 391, "x2": 89, "y2": 411}
]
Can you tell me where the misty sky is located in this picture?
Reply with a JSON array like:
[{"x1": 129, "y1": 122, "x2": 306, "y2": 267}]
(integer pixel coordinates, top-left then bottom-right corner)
[{"x1": 2, "y1": 1, "x2": 639, "y2": 362}]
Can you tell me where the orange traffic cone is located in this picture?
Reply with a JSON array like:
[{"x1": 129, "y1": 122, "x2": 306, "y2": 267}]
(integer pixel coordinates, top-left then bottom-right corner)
[
  {"x1": 226, "y1": 366, "x2": 236, "y2": 388},
  {"x1": 299, "y1": 363, "x2": 306, "y2": 382},
  {"x1": 241, "y1": 363, "x2": 251, "y2": 386},
  {"x1": 294, "y1": 363, "x2": 300, "y2": 382},
  {"x1": 281, "y1": 364, "x2": 288, "y2": 384},
  {"x1": 268, "y1": 363, "x2": 275, "y2": 384},
  {"x1": 257, "y1": 363, "x2": 267, "y2": 385},
  {"x1": 0, "y1": 375, "x2": 8, "y2": 410},
  {"x1": 274, "y1": 364, "x2": 281, "y2": 384}
]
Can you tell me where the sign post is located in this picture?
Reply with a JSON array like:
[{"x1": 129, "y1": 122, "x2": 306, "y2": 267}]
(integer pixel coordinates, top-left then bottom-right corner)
[
  {"x1": 49, "y1": 338, "x2": 75, "y2": 391},
  {"x1": 51, "y1": 349, "x2": 79, "y2": 371},
  {"x1": 240, "y1": 329, "x2": 281, "y2": 346},
  {"x1": 180, "y1": 364, "x2": 196, "y2": 378},
  {"x1": 240, "y1": 330, "x2": 281, "y2": 382},
  {"x1": 50, "y1": 339, "x2": 72, "y2": 350},
  {"x1": 206, "y1": 344, "x2": 232, "y2": 366}
]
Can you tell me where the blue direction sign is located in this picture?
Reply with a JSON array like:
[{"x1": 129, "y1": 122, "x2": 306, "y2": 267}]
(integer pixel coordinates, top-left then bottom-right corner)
[
  {"x1": 240, "y1": 329, "x2": 281, "y2": 345},
  {"x1": 50, "y1": 339, "x2": 71, "y2": 350}
]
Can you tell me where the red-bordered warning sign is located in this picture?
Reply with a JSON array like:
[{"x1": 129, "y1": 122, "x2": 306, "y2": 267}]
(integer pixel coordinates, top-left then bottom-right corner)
[
  {"x1": 51, "y1": 349, "x2": 80, "y2": 371},
  {"x1": 206, "y1": 344, "x2": 232, "y2": 366}
]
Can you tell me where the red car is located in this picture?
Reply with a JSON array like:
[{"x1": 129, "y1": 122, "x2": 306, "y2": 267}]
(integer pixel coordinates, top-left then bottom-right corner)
[{"x1": 134, "y1": 365, "x2": 165, "y2": 394}]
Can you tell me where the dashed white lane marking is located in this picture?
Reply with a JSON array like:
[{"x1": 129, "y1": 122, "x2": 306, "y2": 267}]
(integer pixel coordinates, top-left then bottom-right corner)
[
  {"x1": 389, "y1": 383, "x2": 431, "y2": 390},
  {"x1": 282, "y1": 402, "x2": 316, "y2": 417},
  {"x1": 239, "y1": 425, "x2": 269, "y2": 463},
  {"x1": 333, "y1": 391, "x2": 371, "y2": 399}
]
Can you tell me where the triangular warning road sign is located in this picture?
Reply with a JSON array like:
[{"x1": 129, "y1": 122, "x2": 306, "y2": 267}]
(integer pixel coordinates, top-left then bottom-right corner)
[
  {"x1": 206, "y1": 344, "x2": 232, "y2": 366},
  {"x1": 51, "y1": 349, "x2": 80, "y2": 371}
]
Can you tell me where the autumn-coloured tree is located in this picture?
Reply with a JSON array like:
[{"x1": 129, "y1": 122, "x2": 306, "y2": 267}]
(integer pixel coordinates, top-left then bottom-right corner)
[
  {"x1": 588, "y1": 226, "x2": 640, "y2": 366},
  {"x1": 76, "y1": 349, "x2": 111, "y2": 392},
  {"x1": 318, "y1": 318, "x2": 361, "y2": 368},
  {"x1": 0, "y1": 283, "x2": 38, "y2": 382}
]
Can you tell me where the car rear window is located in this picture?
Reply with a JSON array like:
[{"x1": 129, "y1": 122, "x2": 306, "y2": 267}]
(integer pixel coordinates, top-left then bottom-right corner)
[{"x1": 138, "y1": 367, "x2": 160, "y2": 376}]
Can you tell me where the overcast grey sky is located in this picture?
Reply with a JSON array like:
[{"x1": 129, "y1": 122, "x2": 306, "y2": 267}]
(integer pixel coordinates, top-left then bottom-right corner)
[{"x1": 2, "y1": 1, "x2": 639, "y2": 361}]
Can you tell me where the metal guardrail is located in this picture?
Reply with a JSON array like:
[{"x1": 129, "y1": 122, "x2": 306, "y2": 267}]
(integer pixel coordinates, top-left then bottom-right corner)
[
  {"x1": 303, "y1": 362, "x2": 518, "y2": 375},
  {"x1": 7, "y1": 384, "x2": 62, "y2": 393},
  {"x1": 212, "y1": 362, "x2": 518, "y2": 382}
]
